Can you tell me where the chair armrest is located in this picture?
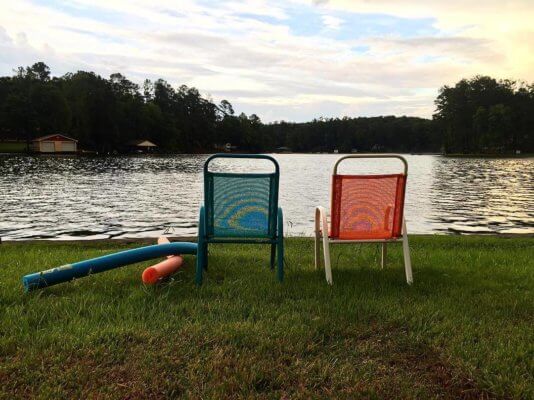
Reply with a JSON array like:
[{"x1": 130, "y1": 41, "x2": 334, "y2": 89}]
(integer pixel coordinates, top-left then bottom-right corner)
[
  {"x1": 315, "y1": 206, "x2": 329, "y2": 236},
  {"x1": 277, "y1": 207, "x2": 284, "y2": 238},
  {"x1": 198, "y1": 204, "x2": 206, "y2": 239}
]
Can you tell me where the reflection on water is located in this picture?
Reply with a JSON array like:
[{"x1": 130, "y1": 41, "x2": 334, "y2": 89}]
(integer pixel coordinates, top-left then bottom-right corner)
[
  {"x1": 0, "y1": 154, "x2": 532, "y2": 240},
  {"x1": 431, "y1": 158, "x2": 534, "y2": 234}
]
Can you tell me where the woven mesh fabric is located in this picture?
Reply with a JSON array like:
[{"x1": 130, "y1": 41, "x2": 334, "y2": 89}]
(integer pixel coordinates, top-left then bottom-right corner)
[
  {"x1": 330, "y1": 174, "x2": 406, "y2": 240},
  {"x1": 208, "y1": 174, "x2": 274, "y2": 238}
]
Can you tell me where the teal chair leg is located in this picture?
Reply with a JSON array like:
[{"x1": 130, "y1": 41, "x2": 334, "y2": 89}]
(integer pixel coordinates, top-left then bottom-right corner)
[
  {"x1": 270, "y1": 244, "x2": 276, "y2": 270},
  {"x1": 196, "y1": 206, "x2": 206, "y2": 285},
  {"x1": 203, "y1": 243, "x2": 208, "y2": 271},
  {"x1": 277, "y1": 207, "x2": 284, "y2": 282},
  {"x1": 196, "y1": 241, "x2": 204, "y2": 285}
]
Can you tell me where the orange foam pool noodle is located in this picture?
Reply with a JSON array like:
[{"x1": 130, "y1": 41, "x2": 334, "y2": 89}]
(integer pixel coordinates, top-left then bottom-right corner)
[{"x1": 142, "y1": 255, "x2": 184, "y2": 284}]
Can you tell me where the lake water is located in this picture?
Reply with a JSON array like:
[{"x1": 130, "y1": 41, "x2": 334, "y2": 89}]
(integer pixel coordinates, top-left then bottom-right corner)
[{"x1": 0, "y1": 154, "x2": 532, "y2": 240}]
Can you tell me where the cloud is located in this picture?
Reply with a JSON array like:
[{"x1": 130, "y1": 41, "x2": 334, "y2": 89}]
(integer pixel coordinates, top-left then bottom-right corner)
[
  {"x1": 321, "y1": 15, "x2": 343, "y2": 30},
  {"x1": 366, "y1": 36, "x2": 501, "y2": 63},
  {"x1": 0, "y1": 0, "x2": 532, "y2": 122},
  {"x1": 313, "y1": 0, "x2": 534, "y2": 80}
]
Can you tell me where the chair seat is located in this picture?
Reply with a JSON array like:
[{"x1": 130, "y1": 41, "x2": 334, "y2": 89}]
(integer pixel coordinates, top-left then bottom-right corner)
[
  {"x1": 330, "y1": 230, "x2": 400, "y2": 240},
  {"x1": 207, "y1": 236, "x2": 275, "y2": 244}
]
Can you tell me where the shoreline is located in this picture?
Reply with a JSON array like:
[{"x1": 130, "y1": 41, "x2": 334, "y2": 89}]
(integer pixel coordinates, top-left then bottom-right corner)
[
  {"x1": 2, "y1": 233, "x2": 532, "y2": 245},
  {"x1": 1, "y1": 148, "x2": 533, "y2": 158}
]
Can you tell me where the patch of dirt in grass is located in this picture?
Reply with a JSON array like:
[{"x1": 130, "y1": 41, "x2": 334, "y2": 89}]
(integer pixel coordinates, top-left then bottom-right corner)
[
  {"x1": 262, "y1": 324, "x2": 498, "y2": 399},
  {"x1": 385, "y1": 343, "x2": 496, "y2": 400}
]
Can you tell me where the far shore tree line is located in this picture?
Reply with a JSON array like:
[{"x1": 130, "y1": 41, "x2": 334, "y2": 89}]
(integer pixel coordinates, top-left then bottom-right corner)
[{"x1": 0, "y1": 62, "x2": 532, "y2": 154}]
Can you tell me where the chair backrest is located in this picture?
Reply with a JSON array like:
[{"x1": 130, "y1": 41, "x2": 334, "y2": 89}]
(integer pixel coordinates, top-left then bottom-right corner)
[
  {"x1": 204, "y1": 154, "x2": 280, "y2": 239},
  {"x1": 330, "y1": 155, "x2": 408, "y2": 240}
]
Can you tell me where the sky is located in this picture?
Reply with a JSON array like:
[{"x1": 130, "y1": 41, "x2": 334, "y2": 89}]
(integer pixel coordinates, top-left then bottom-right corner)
[{"x1": 0, "y1": 0, "x2": 533, "y2": 122}]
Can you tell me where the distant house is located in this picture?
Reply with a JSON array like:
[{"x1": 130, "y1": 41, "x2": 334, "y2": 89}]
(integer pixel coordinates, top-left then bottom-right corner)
[
  {"x1": 32, "y1": 134, "x2": 78, "y2": 153},
  {"x1": 214, "y1": 143, "x2": 237, "y2": 152},
  {"x1": 224, "y1": 143, "x2": 237, "y2": 152},
  {"x1": 126, "y1": 139, "x2": 158, "y2": 153}
]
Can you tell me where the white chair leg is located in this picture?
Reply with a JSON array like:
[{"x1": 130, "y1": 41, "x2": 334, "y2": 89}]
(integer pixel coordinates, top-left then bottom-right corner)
[
  {"x1": 381, "y1": 243, "x2": 387, "y2": 269},
  {"x1": 319, "y1": 208, "x2": 333, "y2": 285},
  {"x1": 314, "y1": 207, "x2": 321, "y2": 270},
  {"x1": 402, "y1": 218, "x2": 413, "y2": 284}
]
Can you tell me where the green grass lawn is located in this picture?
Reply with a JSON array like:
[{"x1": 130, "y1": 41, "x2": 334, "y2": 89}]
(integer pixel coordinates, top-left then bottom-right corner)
[{"x1": 0, "y1": 236, "x2": 532, "y2": 399}]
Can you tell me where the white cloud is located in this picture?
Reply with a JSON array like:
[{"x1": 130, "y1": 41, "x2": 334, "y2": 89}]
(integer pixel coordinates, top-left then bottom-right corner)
[
  {"x1": 314, "y1": 0, "x2": 534, "y2": 82},
  {"x1": 321, "y1": 15, "x2": 344, "y2": 30}
]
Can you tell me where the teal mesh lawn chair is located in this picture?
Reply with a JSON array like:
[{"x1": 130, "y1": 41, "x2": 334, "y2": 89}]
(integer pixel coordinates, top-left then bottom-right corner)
[{"x1": 196, "y1": 154, "x2": 284, "y2": 285}]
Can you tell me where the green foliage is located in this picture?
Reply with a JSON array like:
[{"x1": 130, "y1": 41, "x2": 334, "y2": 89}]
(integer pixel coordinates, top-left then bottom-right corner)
[
  {"x1": 434, "y1": 76, "x2": 534, "y2": 154},
  {"x1": 262, "y1": 116, "x2": 439, "y2": 153},
  {"x1": 0, "y1": 236, "x2": 532, "y2": 398},
  {"x1": 0, "y1": 62, "x2": 440, "y2": 153},
  {"x1": 0, "y1": 63, "x2": 231, "y2": 153},
  {"x1": 1, "y1": 64, "x2": 532, "y2": 154}
]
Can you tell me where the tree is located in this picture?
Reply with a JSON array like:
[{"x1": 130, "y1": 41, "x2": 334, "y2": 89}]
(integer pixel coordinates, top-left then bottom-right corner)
[
  {"x1": 29, "y1": 83, "x2": 71, "y2": 134},
  {"x1": 434, "y1": 75, "x2": 533, "y2": 154},
  {"x1": 218, "y1": 100, "x2": 234, "y2": 116},
  {"x1": 5, "y1": 62, "x2": 530, "y2": 155}
]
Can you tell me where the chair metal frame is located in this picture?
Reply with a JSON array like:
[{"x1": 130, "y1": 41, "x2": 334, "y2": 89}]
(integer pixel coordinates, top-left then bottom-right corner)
[
  {"x1": 196, "y1": 154, "x2": 284, "y2": 285},
  {"x1": 314, "y1": 154, "x2": 413, "y2": 285}
]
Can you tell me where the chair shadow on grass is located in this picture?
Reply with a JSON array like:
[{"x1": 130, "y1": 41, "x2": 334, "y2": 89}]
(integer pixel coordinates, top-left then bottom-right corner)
[
  {"x1": 25, "y1": 257, "x2": 509, "y2": 333},
  {"x1": 28, "y1": 241, "x2": 485, "y2": 307}
]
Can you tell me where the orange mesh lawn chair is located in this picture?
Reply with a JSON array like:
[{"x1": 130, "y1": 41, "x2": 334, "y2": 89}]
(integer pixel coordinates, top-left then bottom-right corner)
[{"x1": 314, "y1": 155, "x2": 413, "y2": 285}]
